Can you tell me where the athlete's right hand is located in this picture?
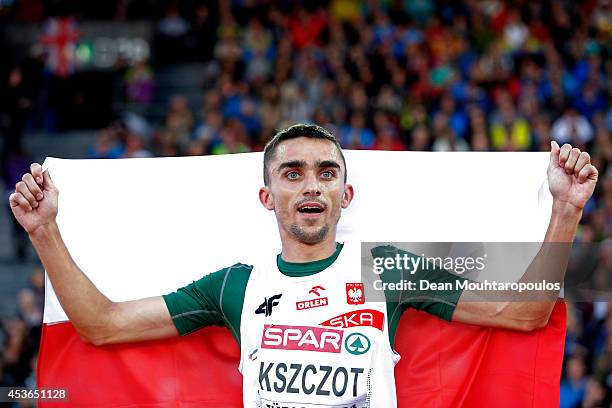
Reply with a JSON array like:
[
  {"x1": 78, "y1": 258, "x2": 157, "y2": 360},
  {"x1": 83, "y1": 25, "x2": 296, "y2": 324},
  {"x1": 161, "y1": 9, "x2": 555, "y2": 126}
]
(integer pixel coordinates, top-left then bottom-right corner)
[{"x1": 9, "y1": 163, "x2": 59, "y2": 234}]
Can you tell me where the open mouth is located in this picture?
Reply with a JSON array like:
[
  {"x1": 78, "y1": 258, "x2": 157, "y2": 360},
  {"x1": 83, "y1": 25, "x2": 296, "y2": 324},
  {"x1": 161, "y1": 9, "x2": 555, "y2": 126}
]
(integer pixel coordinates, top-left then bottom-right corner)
[
  {"x1": 298, "y1": 207, "x2": 324, "y2": 214},
  {"x1": 297, "y1": 202, "x2": 325, "y2": 214}
]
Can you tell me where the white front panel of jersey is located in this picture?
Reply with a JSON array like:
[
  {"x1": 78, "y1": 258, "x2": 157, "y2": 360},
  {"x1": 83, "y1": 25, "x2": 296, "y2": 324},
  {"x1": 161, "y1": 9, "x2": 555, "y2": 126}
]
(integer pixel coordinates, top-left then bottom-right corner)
[{"x1": 239, "y1": 244, "x2": 399, "y2": 408}]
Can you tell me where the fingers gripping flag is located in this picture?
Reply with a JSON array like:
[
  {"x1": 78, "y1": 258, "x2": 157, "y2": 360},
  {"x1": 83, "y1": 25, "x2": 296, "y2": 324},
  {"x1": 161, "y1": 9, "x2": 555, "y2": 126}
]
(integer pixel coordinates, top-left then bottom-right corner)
[{"x1": 37, "y1": 152, "x2": 563, "y2": 407}]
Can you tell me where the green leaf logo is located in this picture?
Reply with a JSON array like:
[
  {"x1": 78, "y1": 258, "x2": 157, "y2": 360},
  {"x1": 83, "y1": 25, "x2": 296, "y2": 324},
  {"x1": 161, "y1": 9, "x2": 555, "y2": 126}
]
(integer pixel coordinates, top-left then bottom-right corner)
[{"x1": 345, "y1": 333, "x2": 371, "y2": 355}]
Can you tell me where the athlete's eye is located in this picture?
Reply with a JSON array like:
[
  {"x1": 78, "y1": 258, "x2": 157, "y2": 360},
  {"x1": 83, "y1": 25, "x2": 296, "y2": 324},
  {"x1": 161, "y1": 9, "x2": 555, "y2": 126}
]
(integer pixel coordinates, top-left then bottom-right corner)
[
  {"x1": 321, "y1": 171, "x2": 334, "y2": 179},
  {"x1": 287, "y1": 171, "x2": 300, "y2": 180}
]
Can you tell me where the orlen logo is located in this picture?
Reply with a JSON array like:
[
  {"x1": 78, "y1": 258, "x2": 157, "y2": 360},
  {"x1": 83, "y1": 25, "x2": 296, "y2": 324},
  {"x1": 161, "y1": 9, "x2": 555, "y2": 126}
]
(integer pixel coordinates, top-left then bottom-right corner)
[
  {"x1": 261, "y1": 324, "x2": 343, "y2": 353},
  {"x1": 320, "y1": 309, "x2": 384, "y2": 331},
  {"x1": 296, "y1": 286, "x2": 328, "y2": 311}
]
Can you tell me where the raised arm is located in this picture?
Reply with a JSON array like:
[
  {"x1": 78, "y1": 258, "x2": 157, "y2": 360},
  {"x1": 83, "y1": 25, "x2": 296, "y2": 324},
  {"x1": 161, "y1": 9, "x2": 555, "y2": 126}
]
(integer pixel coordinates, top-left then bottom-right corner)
[
  {"x1": 452, "y1": 141, "x2": 599, "y2": 331},
  {"x1": 9, "y1": 163, "x2": 178, "y2": 345}
]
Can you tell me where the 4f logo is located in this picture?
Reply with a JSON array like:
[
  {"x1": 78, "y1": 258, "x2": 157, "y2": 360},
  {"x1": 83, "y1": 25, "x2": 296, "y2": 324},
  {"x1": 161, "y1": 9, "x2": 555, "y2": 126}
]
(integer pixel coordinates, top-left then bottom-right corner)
[{"x1": 255, "y1": 293, "x2": 282, "y2": 317}]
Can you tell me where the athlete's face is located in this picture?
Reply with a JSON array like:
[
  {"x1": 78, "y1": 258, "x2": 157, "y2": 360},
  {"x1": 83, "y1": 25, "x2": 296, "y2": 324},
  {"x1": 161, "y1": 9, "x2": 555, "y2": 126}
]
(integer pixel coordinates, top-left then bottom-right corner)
[{"x1": 259, "y1": 137, "x2": 354, "y2": 245}]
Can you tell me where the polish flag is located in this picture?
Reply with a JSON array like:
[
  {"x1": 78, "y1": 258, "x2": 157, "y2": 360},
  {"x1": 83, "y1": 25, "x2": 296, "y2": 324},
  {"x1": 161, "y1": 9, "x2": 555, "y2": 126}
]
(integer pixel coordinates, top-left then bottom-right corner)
[{"x1": 37, "y1": 152, "x2": 562, "y2": 407}]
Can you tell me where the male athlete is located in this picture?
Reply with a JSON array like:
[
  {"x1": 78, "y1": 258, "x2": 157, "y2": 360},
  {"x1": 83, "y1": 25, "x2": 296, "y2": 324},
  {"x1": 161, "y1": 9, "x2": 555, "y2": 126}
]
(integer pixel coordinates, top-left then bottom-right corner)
[{"x1": 9, "y1": 124, "x2": 599, "y2": 407}]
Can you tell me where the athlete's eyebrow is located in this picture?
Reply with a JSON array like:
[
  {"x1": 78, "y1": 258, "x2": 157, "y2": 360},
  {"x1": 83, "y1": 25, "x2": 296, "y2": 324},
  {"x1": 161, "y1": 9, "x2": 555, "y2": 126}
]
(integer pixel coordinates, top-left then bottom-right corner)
[
  {"x1": 316, "y1": 160, "x2": 341, "y2": 170},
  {"x1": 277, "y1": 160, "x2": 306, "y2": 173},
  {"x1": 276, "y1": 159, "x2": 341, "y2": 174}
]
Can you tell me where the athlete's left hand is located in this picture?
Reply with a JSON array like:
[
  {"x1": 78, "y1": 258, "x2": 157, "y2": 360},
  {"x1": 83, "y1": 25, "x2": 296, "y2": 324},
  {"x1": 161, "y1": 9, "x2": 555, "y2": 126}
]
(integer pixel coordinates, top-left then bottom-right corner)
[{"x1": 548, "y1": 141, "x2": 598, "y2": 210}]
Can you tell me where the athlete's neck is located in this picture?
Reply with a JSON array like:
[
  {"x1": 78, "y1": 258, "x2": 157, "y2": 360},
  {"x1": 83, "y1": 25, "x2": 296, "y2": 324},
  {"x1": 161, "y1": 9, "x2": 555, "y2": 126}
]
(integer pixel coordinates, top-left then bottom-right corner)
[{"x1": 279, "y1": 235, "x2": 338, "y2": 263}]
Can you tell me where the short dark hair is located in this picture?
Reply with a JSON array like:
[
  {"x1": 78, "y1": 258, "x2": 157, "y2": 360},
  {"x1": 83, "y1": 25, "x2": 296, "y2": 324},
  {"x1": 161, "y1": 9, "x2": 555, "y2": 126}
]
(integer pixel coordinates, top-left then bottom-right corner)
[{"x1": 263, "y1": 124, "x2": 347, "y2": 185}]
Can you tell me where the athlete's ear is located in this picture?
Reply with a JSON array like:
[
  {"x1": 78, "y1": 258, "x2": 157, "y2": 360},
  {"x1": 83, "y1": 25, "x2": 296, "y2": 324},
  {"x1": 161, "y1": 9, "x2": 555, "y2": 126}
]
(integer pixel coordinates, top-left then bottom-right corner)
[
  {"x1": 259, "y1": 186, "x2": 275, "y2": 210},
  {"x1": 341, "y1": 184, "x2": 354, "y2": 209}
]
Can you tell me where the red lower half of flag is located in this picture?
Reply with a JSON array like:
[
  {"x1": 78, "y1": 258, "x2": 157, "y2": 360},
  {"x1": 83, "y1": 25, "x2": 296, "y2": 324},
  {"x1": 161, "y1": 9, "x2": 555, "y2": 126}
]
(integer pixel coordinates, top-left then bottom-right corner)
[
  {"x1": 37, "y1": 323, "x2": 243, "y2": 407},
  {"x1": 394, "y1": 301, "x2": 566, "y2": 408},
  {"x1": 38, "y1": 301, "x2": 565, "y2": 407}
]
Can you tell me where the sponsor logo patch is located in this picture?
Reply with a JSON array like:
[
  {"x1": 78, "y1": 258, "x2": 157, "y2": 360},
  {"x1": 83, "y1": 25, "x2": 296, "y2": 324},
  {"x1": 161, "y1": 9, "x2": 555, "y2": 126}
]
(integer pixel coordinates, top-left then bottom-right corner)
[
  {"x1": 346, "y1": 283, "x2": 365, "y2": 304},
  {"x1": 345, "y1": 333, "x2": 371, "y2": 355},
  {"x1": 256, "y1": 293, "x2": 282, "y2": 317},
  {"x1": 261, "y1": 324, "x2": 343, "y2": 353},
  {"x1": 319, "y1": 309, "x2": 384, "y2": 331},
  {"x1": 296, "y1": 286, "x2": 329, "y2": 311},
  {"x1": 309, "y1": 285, "x2": 325, "y2": 296},
  {"x1": 296, "y1": 297, "x2": 328, "y2": 310}
]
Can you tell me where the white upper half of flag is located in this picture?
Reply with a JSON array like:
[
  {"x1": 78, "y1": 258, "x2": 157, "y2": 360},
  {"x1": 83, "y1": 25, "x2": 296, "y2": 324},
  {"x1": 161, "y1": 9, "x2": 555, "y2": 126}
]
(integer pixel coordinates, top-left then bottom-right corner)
[{"x1": 42, "y1": 151, "x2": 552, "y2": 323}]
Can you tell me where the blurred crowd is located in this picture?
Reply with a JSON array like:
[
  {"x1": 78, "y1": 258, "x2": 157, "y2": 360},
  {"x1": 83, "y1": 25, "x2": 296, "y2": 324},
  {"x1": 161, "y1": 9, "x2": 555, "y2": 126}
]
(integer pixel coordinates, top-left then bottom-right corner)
[
  {"x1": 0, "y1": 269, "x2": 43, "y2": 408},
  {"x1": 88, "y1": 0, "x2": 610, "y2": 232},
  {"x1": 0, "y1": 0, "x2": 611, "y2": 407}
]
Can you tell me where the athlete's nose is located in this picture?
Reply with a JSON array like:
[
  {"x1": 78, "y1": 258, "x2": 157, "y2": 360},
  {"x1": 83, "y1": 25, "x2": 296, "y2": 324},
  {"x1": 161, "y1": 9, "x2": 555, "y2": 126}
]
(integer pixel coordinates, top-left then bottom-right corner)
[{"x1": 302, "y1": 172, "x2": 321, "y2": 197}]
